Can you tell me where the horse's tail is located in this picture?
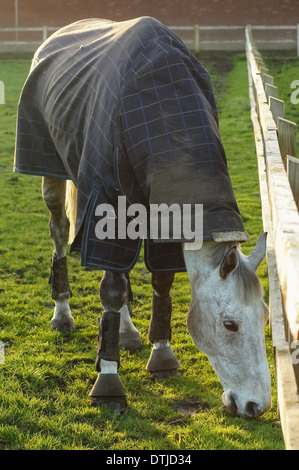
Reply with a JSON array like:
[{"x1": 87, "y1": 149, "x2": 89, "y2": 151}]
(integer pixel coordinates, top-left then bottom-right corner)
[{"x1": 65, "y1": 180, "x2": 77, "y2": 244}]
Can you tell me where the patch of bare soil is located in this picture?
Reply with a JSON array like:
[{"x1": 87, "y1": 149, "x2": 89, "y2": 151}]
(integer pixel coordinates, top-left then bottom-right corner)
[{"x1": 171, "y1": 398, "x2": 211, "y2": 417}]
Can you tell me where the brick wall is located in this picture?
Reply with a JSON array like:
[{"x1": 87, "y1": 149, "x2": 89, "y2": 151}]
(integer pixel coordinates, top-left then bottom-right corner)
[{"x1": 1, "y1": 0, "x2": 298, "y2": 28}]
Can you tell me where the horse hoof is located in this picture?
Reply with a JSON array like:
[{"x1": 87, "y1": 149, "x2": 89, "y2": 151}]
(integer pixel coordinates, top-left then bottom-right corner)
[
  {"x1": 51, "y1": 316, "x2": 75, "y2": 332},
  {"x1": 146, "y1": 345, "x2": 180, "y2": 378},
  {"x1": 89, "y1": 373, "x2": 127, "y2": 411},
  {"x1": 119, "y1": 332, "x2": 142, "y2": 351},
  {"x1": 91, "y1": 396, "x2": 127, "y2": 411}
]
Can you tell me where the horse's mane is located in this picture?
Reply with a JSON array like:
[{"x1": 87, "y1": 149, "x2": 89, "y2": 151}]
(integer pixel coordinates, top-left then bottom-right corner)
[{"x1": 208, "y1": 242, "x2": 264, "y2": 304}]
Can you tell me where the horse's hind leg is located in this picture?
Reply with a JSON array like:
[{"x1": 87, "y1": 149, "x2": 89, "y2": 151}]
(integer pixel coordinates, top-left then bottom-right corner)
[
  {"x1": 146, "y1": 272, "x2": 180, "y2": 378},
  {"x1": 42, "y1": 177, "x2": 75, "y2": 332},
  {"x1": 89, "y1": 271, "x2": 128, "y2": 410}
]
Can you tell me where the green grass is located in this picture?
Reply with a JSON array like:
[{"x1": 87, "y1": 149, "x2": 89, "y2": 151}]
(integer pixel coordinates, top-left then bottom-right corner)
[{"x1": 0, "y1": 53, "x2": 284, "y2": 450}]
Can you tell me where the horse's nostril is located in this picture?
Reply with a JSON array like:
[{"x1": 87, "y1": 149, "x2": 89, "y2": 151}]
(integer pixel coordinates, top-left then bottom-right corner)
[
  {"x1": 245, "y1": 401, "x2": 260, "y2": 418},
  {"x1": 227, "y1": 392, "x2": 238, "y2": 416}
]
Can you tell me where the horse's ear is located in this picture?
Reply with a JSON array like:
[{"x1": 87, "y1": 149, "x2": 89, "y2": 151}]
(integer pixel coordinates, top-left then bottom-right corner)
[
  {"x1": 220, "y1": 247, "x2": 239, "y2": 279},
  {"x1": 247, "y1": 233, "x2": 267, "y2": 272}
]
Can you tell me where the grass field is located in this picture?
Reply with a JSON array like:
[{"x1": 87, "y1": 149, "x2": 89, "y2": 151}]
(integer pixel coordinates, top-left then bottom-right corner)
[{"x1": 0, "y1": 52, "x2": 285, "y2": 450}]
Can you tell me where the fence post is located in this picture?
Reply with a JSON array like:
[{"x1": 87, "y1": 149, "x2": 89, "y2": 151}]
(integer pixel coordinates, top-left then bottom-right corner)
[
  {"x1": 194, "y1": 24, "x2": 200, "y2": 53},
  {"x1": 287, "y1": 155, "x2": 299, "y2": 208},
  {"x1": 269, "y1": 96, "x2": 285, "y2": 124},
  {"x1": 263, "y1": 74, "x2": 274, "y2": 86},
  {"x1": 42, "y1": 25, "x2": 48, "y2": 42},
  {"x1": 0, "y1": 81, "x2": 4, "y2": 105},
  {"x1": 260, "y1": 66, "x2": 269, "y2": 77},
  {"x1": 277, "y1": 117, "x2": 297, "y2": 167},
  {"x1": 265, "y1": 83, "x2": 278, "y2": 102}
]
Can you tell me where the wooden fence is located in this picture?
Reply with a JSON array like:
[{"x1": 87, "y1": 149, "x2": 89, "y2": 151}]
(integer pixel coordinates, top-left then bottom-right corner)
[
  {"x1": 246, "y1": 25, "x2": 299, "y2": 450},
  {"x1": 0, "y1": 24, "x2": 299, "y2": 53}
]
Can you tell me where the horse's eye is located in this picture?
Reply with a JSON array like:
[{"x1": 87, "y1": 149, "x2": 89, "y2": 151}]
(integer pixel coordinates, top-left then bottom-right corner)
[{"x1": 223, "y1": 320, "x2": 239, "y2": 332}]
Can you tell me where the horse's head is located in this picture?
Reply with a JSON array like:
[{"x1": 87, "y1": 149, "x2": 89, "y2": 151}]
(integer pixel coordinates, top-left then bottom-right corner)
[{"x1": 183, "y1": 233, "x2": 271, "y2": 419}]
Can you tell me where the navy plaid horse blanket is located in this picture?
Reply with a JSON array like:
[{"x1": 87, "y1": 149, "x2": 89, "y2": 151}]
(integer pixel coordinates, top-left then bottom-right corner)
[{"x1": 14, "y1": 17, "x2": 248, "y2": 273}]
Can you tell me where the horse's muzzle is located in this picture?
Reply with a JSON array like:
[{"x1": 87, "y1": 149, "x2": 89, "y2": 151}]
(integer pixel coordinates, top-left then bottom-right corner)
[{"x1": 223, "y1": 391, "x2": 271, "y2": 419}]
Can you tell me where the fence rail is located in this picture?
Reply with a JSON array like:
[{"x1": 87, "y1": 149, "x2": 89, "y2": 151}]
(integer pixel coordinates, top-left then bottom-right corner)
[
  {"x1": 246, "y1": 25, "x2": 299, "y2": 450},
  {"x1": 0, "y1": 24, "x2": 299, "y2": 53}
]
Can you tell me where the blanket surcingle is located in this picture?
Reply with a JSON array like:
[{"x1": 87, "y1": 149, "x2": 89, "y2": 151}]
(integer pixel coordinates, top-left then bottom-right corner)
[{"x1": 14, "y1": 17, "x2": 249, "y2": 273}]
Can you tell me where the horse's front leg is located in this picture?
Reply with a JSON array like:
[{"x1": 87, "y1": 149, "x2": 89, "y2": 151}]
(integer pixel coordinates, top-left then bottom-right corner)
[
  {"x1": 42, "y1": 177, "x2": 75, "y2": 332},
  {"x1": 119, "y1": 273, "x2": 142, "y2": 351},
  {"x1": 89, "y1": 271, "x2": 128, "y2": 410},
  {"x1": 146, "y1": 273, "x2": 180, "y2": 378}
]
